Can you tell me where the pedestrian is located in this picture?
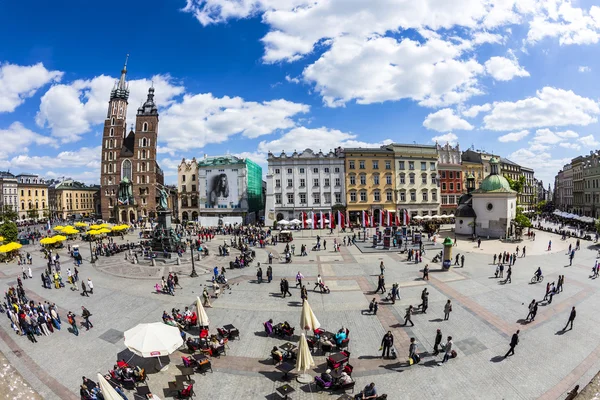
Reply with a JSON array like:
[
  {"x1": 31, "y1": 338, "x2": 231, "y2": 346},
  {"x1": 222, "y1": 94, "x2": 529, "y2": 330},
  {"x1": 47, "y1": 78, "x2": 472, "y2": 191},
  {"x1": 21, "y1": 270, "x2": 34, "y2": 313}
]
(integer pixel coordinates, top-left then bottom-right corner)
[
  {"x1": 504, "y1": 330, "x2": 520, "y2": 357},
  {"x1": 300, "y1": 285, "x2": 308, "y2": 301},
  {"x1": 563, "y1": 307, "x2": 576, "y2": 331},
  {"x1": 557, "y1": 275, "x2": 564, "y2": 292},
  {"x1": 174, "y1": 272, "x2": 182, "y2": 288},
  {"x1": 423, "y1": 264, "x2": 429, "y2": 280},
  {"x1": 283, "y1": 278, "x2": 292, "y2": 297},
  {"x1": 548, "y1": 240, "x2": 552, "y2": 251},
  {"x1": 202, "y1": 287, "x2": 212, "y2": 308},
  {"x1": 499, "y1": 263, "x2": 504, "y2": 278},
  {"x1": 505, "y1": 266, "x2": 512, "y2": 283},
  {"x1": 543, "y1": 282, "x2": 550, "y2": 300},
  {"x1": 433, "y1": 329, "x2": 443, "y2": 355},
  {"x1": 369, "y1": 298, "x2": 378, "y2": 315},
  {"x1": 87, "y1": 278, "x2": 93, "y2": 294},
  {"x1": 441, "y1": 336, "x2": 453, "y2": 363},
  {"x1": 420, "y1": 289, "x2": 429, "y2": 313},
  {"x1": 381, "y1": 331, "x2": 394, "y2": 358},
  {"x1": 323, "y1": 240, "x2": 326, "y2": 250},
  {"x1": 522, "y1": 246, "x2": 526, "y2": 257},
  {"x1": 266, "y1": 266, "x2": 273, "y2": 283},
  {"x1": 376, "y1": 274, "x2": 386, "y2": 294},
  {"x1": 67, "y1": 311, "x2": 79, "y2": 336},
  {"x1": 444, "y1": 300, "x2": 452, "y2": 320},
  {"x1": 454, "y1": 254, "x2": 460, "y2": 266},
  {"x1": 403, "y1": 305, "x2": 414, "y2": 326},
  {"x1": 461, "y1": 254, "x2": 465, "y2": 268},
  {"x1": 493, "y1": 254, "x2": 497, "y2": 264},
  {"x1": 565, "y1": 385, "x2": 580, "y2": 400},
  {"x1": 525, "y1": 299, "x2": 536, "y2": 321},
  {"x1": 295, "y1": 271, "x2": 304, "y2": 288},
  {"x1": 408, "y1": 337, "x2": 419, "y2": 365},
  {"x1": 81, "y1": 306, "x2": 93, "y2": 330},
  {"x1": 478, "y1": 238, "x2": 481, "y2": 248},
  {"x1": 81, "y1": 281, "x2": 89, "y2": 297},
  {"x1": 380, "y1": 261, "x2": 385, "y2": 275}
]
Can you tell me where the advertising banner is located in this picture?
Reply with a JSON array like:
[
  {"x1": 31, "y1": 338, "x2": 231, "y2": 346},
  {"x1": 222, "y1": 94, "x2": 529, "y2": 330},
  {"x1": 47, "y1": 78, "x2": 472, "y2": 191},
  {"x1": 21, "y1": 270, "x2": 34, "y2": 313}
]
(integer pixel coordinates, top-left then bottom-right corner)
[{"x1": 206, "y1": 169, "x2": 239, "y2": 208}]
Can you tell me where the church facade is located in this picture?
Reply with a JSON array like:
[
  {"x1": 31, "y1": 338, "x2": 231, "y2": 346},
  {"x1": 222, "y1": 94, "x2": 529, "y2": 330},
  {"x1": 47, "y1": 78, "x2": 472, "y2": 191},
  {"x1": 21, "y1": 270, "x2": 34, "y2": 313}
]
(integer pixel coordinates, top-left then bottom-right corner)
[{"x1": 99, "y1": 59, "x2": 164, "y2": 222}]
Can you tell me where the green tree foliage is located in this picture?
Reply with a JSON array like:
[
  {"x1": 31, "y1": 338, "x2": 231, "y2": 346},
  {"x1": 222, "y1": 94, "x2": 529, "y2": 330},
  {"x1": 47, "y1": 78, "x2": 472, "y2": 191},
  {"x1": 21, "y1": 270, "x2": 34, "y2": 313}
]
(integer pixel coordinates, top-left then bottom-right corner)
[
  {"x1": 0, "y1": 221, "x2": 18, "y2": 243},
  {"x1": 0, "y1": 205, "x2": 17, "y2": 222},
  {"x1": 514, "y1": 208, "x2": 532, "y2": 228},
  {"x1": 504, "y1": 175, "x2": 525, "y2": 193},
  {"x1": 26, "y1": 207, "x2": 39, "y2": 221}
]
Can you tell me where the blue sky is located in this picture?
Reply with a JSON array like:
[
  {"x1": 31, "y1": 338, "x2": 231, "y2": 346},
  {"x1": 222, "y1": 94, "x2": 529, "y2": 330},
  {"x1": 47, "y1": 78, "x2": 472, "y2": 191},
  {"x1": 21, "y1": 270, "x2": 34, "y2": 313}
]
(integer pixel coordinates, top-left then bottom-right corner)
[{"x1": 2, "y1": 0, "x2": 600, "y2": 186}]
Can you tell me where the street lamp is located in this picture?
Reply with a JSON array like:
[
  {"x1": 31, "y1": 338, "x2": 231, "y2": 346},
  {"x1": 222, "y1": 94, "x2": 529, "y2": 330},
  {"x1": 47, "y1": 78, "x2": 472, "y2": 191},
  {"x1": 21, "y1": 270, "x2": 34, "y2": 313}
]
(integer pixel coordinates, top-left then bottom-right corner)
[{"x1": 190, "y1": 243, "x2": 198, "y2": 277}]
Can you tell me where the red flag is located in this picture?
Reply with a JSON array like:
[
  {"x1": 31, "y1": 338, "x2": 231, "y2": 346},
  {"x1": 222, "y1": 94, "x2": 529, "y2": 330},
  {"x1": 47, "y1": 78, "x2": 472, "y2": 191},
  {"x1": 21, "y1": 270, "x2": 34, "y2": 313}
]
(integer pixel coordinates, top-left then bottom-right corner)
[
  {"x1": 386, "y1": 210, "x2": 391, "y2": 227},
  {"x1": 329, "y1": 212, "x2": 335, "y2": 229},
  {"x1": 395, "y1": 212, "x2": 400, "y2": 227},
  {"x1": 302, "y1": 212, "x2": 307, "y2": 229},
  {"x1": 311, "y1": 212, "x2": 317, "y2": 229},
  {"x1": 320, "y1": 211, "x2": 324, "y2": 229}
]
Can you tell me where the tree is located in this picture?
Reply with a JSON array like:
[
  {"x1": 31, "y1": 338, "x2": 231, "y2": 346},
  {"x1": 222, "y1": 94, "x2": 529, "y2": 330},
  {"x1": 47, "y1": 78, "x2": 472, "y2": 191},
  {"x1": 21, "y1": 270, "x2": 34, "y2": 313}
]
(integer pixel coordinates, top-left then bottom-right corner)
[
  {"x1": 0, "y1": 221, "x2": 18, "y2": 243},
  {"x1": 514, "y1": 208, "x2": 532, "y2": 228},
  {"x1": 504, "y1": 175, "x2": 525, "y2": 194},
  {"x1": 0, "y1": 205, "x2": 17, "y2": 223},
  {"x1": 27, "y1": 207, "x2": 39, "y2": 221}
]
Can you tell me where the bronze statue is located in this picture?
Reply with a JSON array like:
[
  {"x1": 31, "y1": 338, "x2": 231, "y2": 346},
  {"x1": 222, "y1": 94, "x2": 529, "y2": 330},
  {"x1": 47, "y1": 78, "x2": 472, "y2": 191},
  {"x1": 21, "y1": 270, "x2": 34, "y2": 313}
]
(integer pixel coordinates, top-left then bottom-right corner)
[
  {"x1": 157, "y1": 187, "x2": 169, "y2": 211},
  {"x1": 118, "y1": 177, "x2": 134, "y2": 205}
]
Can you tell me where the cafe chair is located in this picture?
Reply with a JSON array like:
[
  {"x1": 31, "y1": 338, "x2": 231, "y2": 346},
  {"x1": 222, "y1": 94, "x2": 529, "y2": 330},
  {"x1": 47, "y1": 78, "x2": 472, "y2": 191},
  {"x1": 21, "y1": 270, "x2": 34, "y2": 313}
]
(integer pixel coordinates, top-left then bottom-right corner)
[
  {"x1": 228, "y1": 328, "x2": 240, "y2": 340},
  {"x1": 306, "y1": 338, "x2": 317, "y2": 353},
  {"x1": 196, "y1": 359, "x2": 213, "y2": 374},
  {"x1": 343, "y1": 363, "x2": 354, "y2": 376},
  {"x1": 177, "y1": 383, "x2": 195, "y2": 399},
  {"x1": 326, "y1": 357, "x2": 342, "y2": 370},
  {"x1": 213, "y1": 345, "x2": 226, "y2": 358},
  {"x1": 314, "y1": 376, "x2": 333, "y2": 391},
  {"x1": 217, "y1": 327, "x2": 230, "y2": 338},
  {"x1": 321, "y1": 343, "x2": 332, "y2": 356},
  {"x1": 272, "y1": 352, "x2": 283, "y2": 365},
  {"x1": 339, "y1": 380, "x2": 356, "y2": 393},
  {"x1": 337, "y1": 338, "x2": 350, "y2": 351}
]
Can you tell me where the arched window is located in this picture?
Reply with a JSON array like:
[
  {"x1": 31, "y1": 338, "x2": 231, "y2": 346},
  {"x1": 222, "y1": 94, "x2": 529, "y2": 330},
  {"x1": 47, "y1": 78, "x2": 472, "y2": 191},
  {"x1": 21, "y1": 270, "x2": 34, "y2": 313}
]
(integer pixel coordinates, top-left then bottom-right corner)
[
  {"x1": 111, "y1": 118, "x2": 115, "y2": 126},
  {"x1": 142, "y1": 138, "x2": 147, "y2": 147},
  {"x1": 109, "y1": 139, "x2": 113, "y2": 149},
  {"x1": 109, "y1": 152, "x2": 113, "y2": 160},
  {"x1": 142, "y1": 150, "x2": 147, "y2": 159},
  {"x1": 110, "y1": 128, "x2": 114, "y2": 137},
  {"x1": 122, "y1": 159, "x2": 132, "y2": 181},
  {"x1": 108, "y1": 198, "x2": 113, "y2": 207},
  {"x1": 141, "y1": 162, "x2": 146, "y2": 172},
  {"x1": 108, "y1": 164, "x2": 113, "y2": 173},
  {"x1": 142, "y1": 122, "x2": 148, "y2": 132}
]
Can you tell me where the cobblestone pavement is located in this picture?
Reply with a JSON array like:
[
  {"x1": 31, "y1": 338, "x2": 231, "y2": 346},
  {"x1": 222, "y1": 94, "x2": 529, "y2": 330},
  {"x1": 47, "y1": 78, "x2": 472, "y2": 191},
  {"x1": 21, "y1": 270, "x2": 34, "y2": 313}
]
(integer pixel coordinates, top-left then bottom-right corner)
[{"x1": 0, "y1": 227, "x2": 599, "y2": 399}]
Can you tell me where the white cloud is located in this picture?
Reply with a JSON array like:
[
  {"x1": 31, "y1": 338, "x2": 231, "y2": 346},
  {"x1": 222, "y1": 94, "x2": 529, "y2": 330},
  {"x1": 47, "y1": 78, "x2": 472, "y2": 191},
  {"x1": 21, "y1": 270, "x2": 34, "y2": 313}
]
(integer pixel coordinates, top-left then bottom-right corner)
[
  {"x1": 285, "y1": 75, "x2": 300, "y2": 84},
  {"x1": 578, "y1": 134, "x2": 600, "y2": 147},
  {"x1": 7, "y1": 146, "x2": 101, "y2": 170},
  {"x1": 36, "y1": 74, "x2": 184, "y2": 142},
  {"x1": 498, "y1": 130, "x2": 529, "y2": 142},
  {"x1": 0, "y1": 62, "x2": 63, "y2": 113},
  {"x1": 559, "y1": 142, "x2": 581, "y2": 150},
  {"x1": 257, "y1": 126, "x2": 391, "y2": 154},
  {"x1": 431, "y1": 133, "x2": 458, "y2": 145},
  {"x1": 527, "y1": 3, "x2": 600, "y2": 46},
  {"x1": 483, "y1": 87, "x2": 600, "y2": 131},
  {"x1": 462, "y1": 103, "x2": 491, "y2": 118},
  {"x1": 508, "y1": 148, "x2": 571, "y2": 184},
  {"x1": 484, "y1": 56, "x2": 530, "y2": 81},
  {"x1": 423, "y1": 108, "x2": 474, "y2": 132},
  {"x1": 0, "y1": 122, "x2": 57, "y2": 160},
  {"x1": 578, "y1": 66, "x2": 591, "y2": 73},
  {"x1": 44, "y1": 170, "x2": 99, "y2": 184},
  {"x1": 160, "y1": 94, "x2": 309, "y2": 151}
]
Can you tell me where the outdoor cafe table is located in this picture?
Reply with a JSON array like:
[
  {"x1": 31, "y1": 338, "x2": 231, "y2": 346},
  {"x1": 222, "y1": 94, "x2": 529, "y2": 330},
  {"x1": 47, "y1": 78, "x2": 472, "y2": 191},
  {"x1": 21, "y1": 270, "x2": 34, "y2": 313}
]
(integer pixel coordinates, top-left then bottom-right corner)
[
  {"x1": 192, "y1": 354, "x2": 208, "y2": 362},
  {"x1": 276, "y1": 362, "x2": 295, "y2": 380},
  {"x1": 329, "y1": 352, "x2": 348, "y2": 364},
  {"x1": 280, "y1": 342, "x2": 297, "y2": 352}
]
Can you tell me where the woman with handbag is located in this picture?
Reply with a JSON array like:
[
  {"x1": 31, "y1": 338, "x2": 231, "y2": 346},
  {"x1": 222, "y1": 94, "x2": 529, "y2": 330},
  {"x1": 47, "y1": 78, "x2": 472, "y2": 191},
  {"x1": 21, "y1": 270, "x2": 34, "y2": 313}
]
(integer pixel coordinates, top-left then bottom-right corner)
[{"x1": 408, "y1": 337, "x2": 419, "y2": 365}]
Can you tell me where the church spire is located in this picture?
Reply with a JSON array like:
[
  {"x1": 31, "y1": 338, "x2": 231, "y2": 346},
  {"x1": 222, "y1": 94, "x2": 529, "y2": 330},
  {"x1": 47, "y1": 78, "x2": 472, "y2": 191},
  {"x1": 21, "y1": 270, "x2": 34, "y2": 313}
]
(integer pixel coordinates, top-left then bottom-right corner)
[{"x1": 110, "y1": 55, "x2": 130, "y2": 101}]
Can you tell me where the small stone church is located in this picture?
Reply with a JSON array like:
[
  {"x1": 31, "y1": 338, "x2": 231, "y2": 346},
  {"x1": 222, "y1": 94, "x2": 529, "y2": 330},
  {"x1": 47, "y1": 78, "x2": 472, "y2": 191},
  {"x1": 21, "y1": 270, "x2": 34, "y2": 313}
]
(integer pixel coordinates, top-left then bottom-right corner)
[{"x1": 455, "y1": 157, "x2": 517, "y2": 238}]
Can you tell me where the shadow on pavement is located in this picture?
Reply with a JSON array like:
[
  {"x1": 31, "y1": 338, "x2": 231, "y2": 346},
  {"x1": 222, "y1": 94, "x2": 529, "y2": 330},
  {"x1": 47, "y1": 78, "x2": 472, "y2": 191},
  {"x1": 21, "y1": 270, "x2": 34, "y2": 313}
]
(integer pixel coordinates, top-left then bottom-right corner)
[{"x1": 490, "y1": 356, "x2": 505, "y2": 363}]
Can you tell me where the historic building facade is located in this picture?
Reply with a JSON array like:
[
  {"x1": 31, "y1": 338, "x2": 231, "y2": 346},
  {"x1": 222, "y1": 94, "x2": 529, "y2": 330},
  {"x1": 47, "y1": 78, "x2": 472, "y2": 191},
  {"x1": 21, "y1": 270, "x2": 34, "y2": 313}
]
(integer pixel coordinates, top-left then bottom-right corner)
[
  {"x1": 50, "y1": 179, "x2": 98, "y2": 219},
  {"x1": 99, "y1": 60, "x2": 164, "y2": 222},
  {"x1": 436, "y1": 143, "x2": 462, "y2": 215},
  {"x1": 0, "y1": 171, "x2": 19, "y2": 213},
  {"x1": 554, "y1": 163, "x2": 573, "y2": 211},
  {"x1": 572, "y1": 156, "x2": 585, "y2": 215},
  {"x1": 178, "y1": 158, "x2": 199, "y2": 222},
  {"x1": 461, "y1": 150, "x2": 484, "y2": 189},
  {"x1": 520, "y1": 166, "x2": 536, "y2": 212},
  {"x1": 344, "y1": 146, "x2": 396, "y2": 224},
  {"x1": 392, "y1": 144, "x2": 439, "y2": 217},
  {"x1": 265, "y1": 149, "x2": 345, "y2": 226},
  {"x1": 16, "y1": 173, "x2": 48, "y2": 220},
  {"x1": 582, "y1": 151, "x2": 600, "y2": 218}
]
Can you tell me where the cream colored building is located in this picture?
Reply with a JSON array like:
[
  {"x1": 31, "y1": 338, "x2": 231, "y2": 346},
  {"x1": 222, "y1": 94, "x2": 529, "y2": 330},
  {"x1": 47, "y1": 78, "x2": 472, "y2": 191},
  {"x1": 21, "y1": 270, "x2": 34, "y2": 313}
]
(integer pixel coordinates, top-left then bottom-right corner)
[
  {"x1": 391, "y1": 144, "x2": 439, "y2": 216},
  {"x1": 52, "y1": 179, "x2": 98, "y2": 219},
  {"x1": 17, "y1": 174, "x2": 48, "y2": 220},
  {"x1": 178, "y1": 158, "x2": 199, "y2": 221}
]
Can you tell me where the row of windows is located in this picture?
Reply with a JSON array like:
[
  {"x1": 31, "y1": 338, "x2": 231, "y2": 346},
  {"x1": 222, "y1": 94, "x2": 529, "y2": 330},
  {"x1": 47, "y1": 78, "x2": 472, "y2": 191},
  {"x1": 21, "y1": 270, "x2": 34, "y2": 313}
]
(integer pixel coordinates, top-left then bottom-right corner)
[
  {"x1": 21, "y1": 202, "x2": 46, "y2": 210},
  {"x1": 181, "y1": 174, "x2": 196, "y2": 183},
  {"x1": 275, "y1": 178, "x2": 341, "y2": 188},
  {"x1": 347, "y1": 160, "x2": 436, "y2": 171},
  {"x1": 440, "y1": 171, "x2": 462, "y2": 179},
  {"x1": 20, "y1": 189, "x2": 45, "y2": 197},
  {"x1": 181, "y1": 185, "x2": 197, "y2": 192},
  {"x1": 2, "y1": 188, "x2": 17, "y2": 195},
  {"x1": 274, "y1": 167, "x2": 341, "y2": 174},
  {"x1": 441, "y1": 182, "x2": 462, "y2": 191},
  {"x1": 348, "y1": 189, "x2": 438, "y2": 203},
  {"x1": 348, "y1": 160, "x2": 394, "y2": 170},
  {"x1": 275, "y1": 193, "x2": 342, "y2": 205},
  {"x1": 349, "y1": 174, "x2": 395, "y2": 186}
]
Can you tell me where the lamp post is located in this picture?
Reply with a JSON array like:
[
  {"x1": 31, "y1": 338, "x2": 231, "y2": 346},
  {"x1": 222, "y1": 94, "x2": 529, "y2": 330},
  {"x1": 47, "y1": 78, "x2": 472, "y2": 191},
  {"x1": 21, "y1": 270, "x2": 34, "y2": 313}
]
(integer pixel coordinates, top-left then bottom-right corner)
[{"x1": 190, "y1": 244, "x2": 198, "y2": 277}]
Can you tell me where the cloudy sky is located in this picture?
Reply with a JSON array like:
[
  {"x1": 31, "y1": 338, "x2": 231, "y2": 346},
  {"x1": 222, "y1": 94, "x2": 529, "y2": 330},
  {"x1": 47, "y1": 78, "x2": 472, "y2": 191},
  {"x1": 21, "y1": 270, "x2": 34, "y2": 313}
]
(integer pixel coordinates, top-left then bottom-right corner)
[{"x1": 1, "y1": 0, "x2": 600, "y2": 186}]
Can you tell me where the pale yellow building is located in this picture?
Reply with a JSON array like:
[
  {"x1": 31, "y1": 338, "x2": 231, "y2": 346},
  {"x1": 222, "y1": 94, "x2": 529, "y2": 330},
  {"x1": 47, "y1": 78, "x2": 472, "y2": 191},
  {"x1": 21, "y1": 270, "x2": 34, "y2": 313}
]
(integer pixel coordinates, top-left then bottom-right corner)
[
  {"x1": 16, "y1": 174, "x2": 48, "y2": 220},
  {"x1": 344, "y1": 147, "x2": 396, "y2": 225},
  {"x1": 51, "y1": 179, "x2": 98, "y2": 219}
]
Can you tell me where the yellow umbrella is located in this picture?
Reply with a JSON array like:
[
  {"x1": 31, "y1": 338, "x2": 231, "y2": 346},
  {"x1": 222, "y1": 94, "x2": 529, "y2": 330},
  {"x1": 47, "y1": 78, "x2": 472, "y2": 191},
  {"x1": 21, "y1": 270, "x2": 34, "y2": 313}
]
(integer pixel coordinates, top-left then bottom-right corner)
[
  {"x1": 300, "y1": 300, "x2": 320, "y2": 331},
  {"x1": 62, "y1": 228, "x2": 79, "y2": 234},
  {"x1": 53, "y1": 235, "x2": 67, "y2": 242},
  {"x1": 90, "y1": 224, "x2": 102, "y2": 230},
  {"x1": 99, "y1": 223, "x2": 110, "y2": 228},
  {"x1": 0, "y1": 242, "x2": 22, "y2": 253},
  {"x1": 40, "y1": 237, "x2": 56, "y2": 245},
  {"x1": 54, "y1": 226, "x2": 64, "y2": 231},
  {"x1": 295, "y1": 333, "x2": 315, "y2": 375},
  {"x1": 195, "y1": 296, "x2": 210, "y2": 327},
  {"x1": 74, "y1": 222, "x2": 88, "y2": 228},
  {"x1": 111, "y1": 225, "x2": 128, "y2": 231},
  {"x1": 87, "y1": 230, "x2": 100, "y2": 235},
  {"x1": 99, "y1": 228, "x2": 111, "y2": 234}
]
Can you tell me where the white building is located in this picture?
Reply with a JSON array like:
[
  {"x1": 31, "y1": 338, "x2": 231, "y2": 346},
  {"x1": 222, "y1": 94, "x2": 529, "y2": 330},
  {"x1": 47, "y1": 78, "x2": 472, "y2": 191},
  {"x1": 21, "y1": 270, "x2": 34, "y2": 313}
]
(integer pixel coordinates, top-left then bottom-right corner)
[
  {"x1": 455, "y1": 157, "x2": 517, "y2": 238},
  {"x1": 0, "y1": 171, "x2": 18, "y2": 213},
  {"x1": 265, "y1": 149, "x2": 346, "y2": 227}
]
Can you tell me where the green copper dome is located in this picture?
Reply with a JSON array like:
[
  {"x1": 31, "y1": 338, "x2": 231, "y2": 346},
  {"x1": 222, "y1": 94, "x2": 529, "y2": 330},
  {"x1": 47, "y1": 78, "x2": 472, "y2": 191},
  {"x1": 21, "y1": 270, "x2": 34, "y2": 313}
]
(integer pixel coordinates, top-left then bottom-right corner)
[{"x1": 478, "y1": 174, "x2": 514, "y2": 193}]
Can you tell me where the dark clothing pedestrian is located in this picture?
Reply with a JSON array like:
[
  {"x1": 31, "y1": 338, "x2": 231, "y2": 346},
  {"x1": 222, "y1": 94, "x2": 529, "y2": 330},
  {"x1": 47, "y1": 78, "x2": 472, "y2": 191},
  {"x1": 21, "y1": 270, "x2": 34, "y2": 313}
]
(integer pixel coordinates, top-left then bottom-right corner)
[
  {"x1": 433, "y1": 331, "x2": 442, "y2": 355},
  {"x1": 564, "y1": 307, "x2": 576, "y2": 331},
  {"x1": 82, "y1": 307, "x2": 93, "y2": 330},
  {"x1": 381, "y1": 332, "x2": 394, "y2": 358},
  {"x1": 504, "y1": 331, "x2": 519, "y2": 357},
  {"x1": 81, "y1": 282, "x2": 89, "y2": 297},
  {"x1": 403, "y1": 306, "x2": 414, "y2": 326}
]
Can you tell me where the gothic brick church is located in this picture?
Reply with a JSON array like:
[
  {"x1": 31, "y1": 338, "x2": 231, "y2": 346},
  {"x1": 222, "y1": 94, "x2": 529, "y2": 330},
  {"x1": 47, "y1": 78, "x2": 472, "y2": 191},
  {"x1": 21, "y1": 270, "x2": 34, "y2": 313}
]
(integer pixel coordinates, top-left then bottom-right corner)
[{"x1": 100, "y1": 58, "x2": 164, "y2": 222}]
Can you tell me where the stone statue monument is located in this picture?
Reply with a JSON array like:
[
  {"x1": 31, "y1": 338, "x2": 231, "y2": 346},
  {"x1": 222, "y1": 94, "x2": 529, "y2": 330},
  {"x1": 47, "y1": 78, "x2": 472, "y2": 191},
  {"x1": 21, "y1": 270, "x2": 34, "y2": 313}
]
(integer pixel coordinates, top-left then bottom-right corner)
[
  {"x1": 150, "y1": 186, "x2": 181, "y2": 254},
  {"x1": 118, "y1": 177, "x2": 134, "y2": 205},
  {"x1": 157, "y1": 187, "x2": 169, "y2": 211}
]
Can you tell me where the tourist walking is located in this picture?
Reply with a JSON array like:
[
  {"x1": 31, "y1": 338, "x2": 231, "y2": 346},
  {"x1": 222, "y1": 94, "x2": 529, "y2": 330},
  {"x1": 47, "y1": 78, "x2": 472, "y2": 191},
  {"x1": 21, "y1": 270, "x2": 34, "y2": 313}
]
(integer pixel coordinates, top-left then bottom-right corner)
[
  {"x1": 81, "y1": 281, "x2": 89, "y2": 297},
  {"x1": 423, "y1": 264, "x2": 429, "y2": 280},
  {"x1": 295, "y1": 271, "x2": 304, "y2": 288},
  {"x1": 505, "y1": 266, "x2": 512, "y2": 283},
  {"x1": 381, "y1": 331, "x2": 394, "y2": 358},
  {"x1": 408, "y1": 337, "x2": 419, "y2": 365},
  {"x1": 256, "y1": 266, "x2": 263, "y2": 283},
  {"x1": 403, "y1": 305, "x2": 414, "y2": 327},
  {"x1": 433, "y1": 329, "x2": 443, "y2": 355},
  {"x1": 563, "y1": 307, "x2": 576, "y2": 331},
  {"x1": 202, "y1": 287, "x2": 212, "y2": 308},
  {"x1": 525, "y1": 300, "x2": 536, "y2": 321},
  {"x1": 444, "y1": 300, "x2": 452, "y2": 321},
  {"x1": 420, "y1": 289, "x2": 429, "y2": 313},
  {"x1": 369, "y1": 298, "x2": 378, "y2": 315},
  {"x1": 81, "y1": 306, "x2": 93, "y2": 330},
  {"x1": 87, "y1": 278, "x2": 94, "y2": 294},
  {"x1": 266, "y1": 266, "x2": 273, "y2": 283},
  {"x1": 380, "y1": 261, "x2": 385, "y2": 275},
  {"x1": 441, "y1": 336, "x2": 453, "y2": 364},
  {"x1": 68, "y1": 311, "x2": 79, "y2": 336},
  {"x1": 504, "y1": 330, "x2": 520, "y2": 357},
  {"x1": 282, "y1": 278, "x2": 292, "y2": 297}
]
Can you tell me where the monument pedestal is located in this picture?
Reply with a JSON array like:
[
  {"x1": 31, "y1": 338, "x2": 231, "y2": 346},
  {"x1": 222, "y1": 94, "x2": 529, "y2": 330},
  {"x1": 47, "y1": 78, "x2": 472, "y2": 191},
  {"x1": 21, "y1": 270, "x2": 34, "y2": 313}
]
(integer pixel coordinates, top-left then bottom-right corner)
[{"x1": 150, "y1": 210, "x2": 181, "y2": 253}]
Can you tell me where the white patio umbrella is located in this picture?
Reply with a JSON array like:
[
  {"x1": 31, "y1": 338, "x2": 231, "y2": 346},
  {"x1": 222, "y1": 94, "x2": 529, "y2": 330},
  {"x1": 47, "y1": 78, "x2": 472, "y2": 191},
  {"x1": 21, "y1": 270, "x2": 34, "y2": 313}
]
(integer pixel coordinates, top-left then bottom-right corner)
[
  {"x1": 423, "y1": 215, "x2": 432, "y2": 220},
  {"x1": 295, "y1": 333, "x2": 315, "y2": 383},
  {"x1": 447, "y1": 214, "x2": 455, "y2": 218},
  {"x1": 196, "y1": 296, "x2": 210, "y2": 327},
  {"x1": 300, "y1": 300, "x2": 321, "y2": 332},
  {"x1": 289, "y1": 219, "x2": 302, "y2": 225},
  {"x1": 97, "y1": 373, "x2": 122, "y2": 400},
  {"x1": 124, "y1": 322, "x2": 183, "y2": 370},
  {"x1": 414, "y1": 215, "x2": 423, "y2": 220},
  {"x1": 432, "y1": 215, "x2": 441, "y2": 219},
  {"x1": 277, "y1": 219, "x2": 290, "y2": 225}
]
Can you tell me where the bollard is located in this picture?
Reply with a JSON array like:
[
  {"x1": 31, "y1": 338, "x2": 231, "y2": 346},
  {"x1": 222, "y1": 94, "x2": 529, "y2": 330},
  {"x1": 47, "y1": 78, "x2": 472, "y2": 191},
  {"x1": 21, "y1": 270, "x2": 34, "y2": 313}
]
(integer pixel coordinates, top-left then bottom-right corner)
[
  {"x1": 176, "y1": 258, "x2": 180, "y2": 265},
  {"x1": 151, "y1": 258, "x2": 156, "y2": 267}
]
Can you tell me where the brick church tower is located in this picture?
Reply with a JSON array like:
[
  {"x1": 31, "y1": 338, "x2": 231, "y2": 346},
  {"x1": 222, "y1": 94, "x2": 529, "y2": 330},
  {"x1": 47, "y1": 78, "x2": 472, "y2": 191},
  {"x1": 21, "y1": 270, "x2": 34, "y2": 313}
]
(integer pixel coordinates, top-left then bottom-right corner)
[{"x1": 100, "y1": 57, "x2": 164, "y2": 222}]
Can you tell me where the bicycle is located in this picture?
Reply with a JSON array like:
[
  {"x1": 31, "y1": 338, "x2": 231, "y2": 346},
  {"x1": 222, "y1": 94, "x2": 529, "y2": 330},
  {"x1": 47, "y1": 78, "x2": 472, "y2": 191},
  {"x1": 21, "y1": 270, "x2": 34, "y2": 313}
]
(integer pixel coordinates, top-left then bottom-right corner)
[{"x1": 530, "y1": 274, "x2": 544, "y2": 284}]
